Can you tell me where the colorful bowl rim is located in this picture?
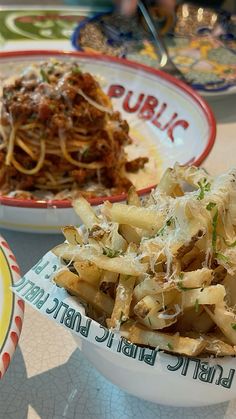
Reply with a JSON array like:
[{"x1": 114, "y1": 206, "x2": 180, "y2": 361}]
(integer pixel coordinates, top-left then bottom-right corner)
[
  {"x1": 0, "y1": 235, "x2": 24, "y2": 379},
  {"x1": 0, "y1": 49, "x2": 216, "y2": 209},
  {"x1": 71, "y1": 9, "x2": 236, "y2": 93}
]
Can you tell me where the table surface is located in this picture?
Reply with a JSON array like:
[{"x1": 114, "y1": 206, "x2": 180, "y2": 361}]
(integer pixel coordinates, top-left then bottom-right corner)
[{"x1": 0, "y1": 5, "x2": 236, "y2": 419}]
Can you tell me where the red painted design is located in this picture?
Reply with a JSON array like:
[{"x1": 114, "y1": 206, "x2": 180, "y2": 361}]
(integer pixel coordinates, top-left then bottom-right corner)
[
  {"x1": 15, "y1": 316, "x2": 22, "y2": 332},
  {"x1": 17, "y1": 300, "x2": 25, "y2": 311},
  {"x1": 11, "y1": 265, "x2": 21, "y2": 275},
  {"x1": 0, "y1": 237, "x2": 24, "y2": 379},
  {"x1": 10, "y1": 332, "x2": 19, "y2": 348},
  {"x1": 139, "y1": 95, "x2": 158, "y2": 120},
  {"x1": 1, "y1": 241, "x2": 10, "y2": 250},
  {"x1": 123, "y1": 91, "x2": 144, "y2": 113},
  {"x1": 2, "y1": 353, "x2": 10, "y2": 371}
]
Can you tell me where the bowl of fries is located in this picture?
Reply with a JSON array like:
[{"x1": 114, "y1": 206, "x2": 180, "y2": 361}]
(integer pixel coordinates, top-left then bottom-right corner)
[{"x1": 13, "y1": 164, "x2": 236, "y2": 406}]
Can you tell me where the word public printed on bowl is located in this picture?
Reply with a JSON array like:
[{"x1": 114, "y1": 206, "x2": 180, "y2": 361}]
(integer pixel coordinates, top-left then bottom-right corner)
[{"x1": 12, "y1": 251, "x2": 235, "y2": 390}]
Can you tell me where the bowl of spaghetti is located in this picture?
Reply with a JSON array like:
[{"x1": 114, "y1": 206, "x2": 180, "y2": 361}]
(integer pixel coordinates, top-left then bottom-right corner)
[{"x1": 0, "y1": 50, "x2": 216, "y2": 233}]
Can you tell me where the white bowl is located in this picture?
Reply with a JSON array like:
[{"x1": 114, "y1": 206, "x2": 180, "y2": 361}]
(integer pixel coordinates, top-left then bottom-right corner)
[
  {"x1": 0, "y1": 50, "x2": 216, "y2": 233},
  {"x1": 74, "y1": 335, "x2": 236, "y2": 407}
]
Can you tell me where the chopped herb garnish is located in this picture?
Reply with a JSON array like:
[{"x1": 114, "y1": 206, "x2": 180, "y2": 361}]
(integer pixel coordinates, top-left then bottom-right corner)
[
  {"x1": 206, "y1": 202, "x2": 216, "y2": 211},
  {"x1": 72, "y1": 66, "x2": 81, "y2": 74},
  {"x1": 177, "y1": 280, "x2": 199, "y2": 292},
  {"x1": 212, "y1": 208, "x2": 218, "y2": 252},
  {"x1": 147, "y1": 317, "x2": 152, "y2": 327},
  {"x1": 40, "y1": 68, "x2": 49, "y2": 83},
  {"x1": 167, "y1": 342, "x2": 173, "y2": 350},
  {"x1": 49, "y1": 103, "x2": 56, "y2": 111},
  {"x1": 82, "y1": 148, "x2": 90, "y2": 159},
  {"x1": 197, "y1": 178, "x2": 211, "y2": 200},
  {"x1": 194, "y1": 298, "x2": 199, "y2": 313},
  {"x1": 103, "y1": 247, "x2": 122, "y2": 258},
  {"x1": 156, "y1": 217, "x2": 174, "y2": 236},
  {"x1": 177, "y1": 281, "x2": 191, "y2": 291},
  {"x1": 216, "y1": 252, "x2": 229, "y2": 263},
  {"x1": 179, "y1": 272, "x2": 184, "y2": 280},
  {"x1": 231, "y1": 323, "x2": 236, "y2": 330}
]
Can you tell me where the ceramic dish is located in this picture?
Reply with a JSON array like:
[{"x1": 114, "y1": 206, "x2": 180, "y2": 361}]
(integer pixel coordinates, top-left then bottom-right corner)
[
  {"x1": 0, "y1": 236, "x2": 24, "y2": 379},
  {"x1": 12, "y1": 246, "x2": 236, "y2": 407},
  {"x1": 0, "y1": 50, "x2": 215, "y2": 233},
  {"x1": 71, "y1": 8, "x2": 236, "y2": 97}
]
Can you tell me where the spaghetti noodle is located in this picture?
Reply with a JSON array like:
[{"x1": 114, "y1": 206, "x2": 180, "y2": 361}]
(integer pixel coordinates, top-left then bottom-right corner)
[{"x1": 0, "y1": 60, "x2": 148, "y2": 200}]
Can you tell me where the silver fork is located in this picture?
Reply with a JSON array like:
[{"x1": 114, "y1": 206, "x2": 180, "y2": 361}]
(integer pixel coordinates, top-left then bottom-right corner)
[{"x1": 138, "y1": 0, "x2": 190, "y2": 83}]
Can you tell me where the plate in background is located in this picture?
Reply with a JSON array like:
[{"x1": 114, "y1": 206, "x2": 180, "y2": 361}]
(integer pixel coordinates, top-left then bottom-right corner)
[{"x1": 0, "y1": 50, "x2": 215, "y2": 233}]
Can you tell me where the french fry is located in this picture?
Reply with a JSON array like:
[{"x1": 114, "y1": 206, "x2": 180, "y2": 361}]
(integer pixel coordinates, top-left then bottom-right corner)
[
  {"x1": 181, "y1": 247, "x2": 200, "y2": 270},
  {"x1": 119, "y1": 224, "x2": 141, "y2": 245},
  {"x1": 133, "y1": 293, "x2": 177, "y2": 318},
  {"x1": 223, "y1": 274, "x2": 236, "y2": 307},
  {"x1": 127, "y1": 324, "x2": 206, "y2": 356},
  {"x1": 74, "y1": 260, "x2": 101, "y2": 286},
  {"x1": 53, "y1": 243, "x2": 147, "y2": 276},
  {"x1": 102, "y1": 201, "x2": 164, "y2": 232},
  {"x1": 203, "y1": 335, "x2": 236, "y2": 356},
  {"x1": 181, "y1": 284, "x2": 226, "y2": 309},
  {"x1": 139, "y1": 307, "x2": 178, "y2": 330},
  {"x1": 73, "y1": 195, "x2": 99, "y2": 227},
  {"x1": 99, "y1": 271, "x2": 119, "y2": 298},
  {"x1": 174, "y1": 268, "x2": 213, "y2": 289},
  {"x1": 107, "y1": 275, "x2": 136, "y2": 328},
  {"x1": 133, "y1": 273, "x2": 172, "y2": 301},
  {"x1": 54, "y1": 269, "x2": 114, "y2": 315},
  {"x1": 157, "y1": 168, "x2": 183, "y2": 197},
  {"x1": 51, "y1": 165, "x2": 236, "y2": 357},
  {"x1": 127, "y1": 186, "x2": 141, "y2": 207},
  {"x1": 204, "y1": 305, "x2": 236, "y2": 345},
  {"x1": 62, "y1": 226, "x2": 83, "y2": 245}
]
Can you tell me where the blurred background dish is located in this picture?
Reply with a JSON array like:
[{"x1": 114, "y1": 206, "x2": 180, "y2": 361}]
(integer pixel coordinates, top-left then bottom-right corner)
[
  {"x1": 71, "y1": 3, "x2": 236, "y2": 96},
  {"x1": 0, "y1": 235, "x2": 24, "y2": 379},
  {"x1": 0, "y1": 50, "x2": 215, "y2": 233}
]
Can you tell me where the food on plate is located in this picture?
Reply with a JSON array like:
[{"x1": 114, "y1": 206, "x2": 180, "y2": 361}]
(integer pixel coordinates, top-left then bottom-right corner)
[
  {"x1": 52, "y1": 164, "x2": 236, "y2": 357},
  {"x1": 0, "y1": 60, "x2": 148, "y2": 200}
]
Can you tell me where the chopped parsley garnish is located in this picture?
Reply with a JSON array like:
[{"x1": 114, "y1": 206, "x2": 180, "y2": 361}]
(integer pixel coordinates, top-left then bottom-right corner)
[
  {"x1": 206, "y1": 202, "x2": 216, "y2": 211},
  {"x1": 194, "y1": 298, "x2": 199, "y2": 313},
  {"x1": 212, "y1": 208, "x2": 218, "y2": 252},
  {"x1": 197, "y1": 178, "x2": 211, "y2": 200},
  {"x1": 147, "y1": 317, "x2": 152, "y2": 327},
  {"x1": 231, "y1": 323, "x2": 236, "y2": 330},
  {"x1": 82, "y1": 148, "x2": 90, "y2": 159},
  {"x1": 167, "y1": 342, "x2": 173, "y2": 350},
  {"x1": 40, "y1": 68, "x2": 49, "y2": 83},
  {"x1": 177, "y1": 281, "x2": 198, "y2": 292},
  {"x1": 72, "y1": 66, "x2": 81, "y2": 74},
  {"x1": 156, "y1": 217, "x2": 174, "y2": 236},
  {"x1": 102, "y1": 247, "x2": 122, "y2": 258},
  {"x1": 216, "y1": 252, "x2": 229, "y2": 263}
]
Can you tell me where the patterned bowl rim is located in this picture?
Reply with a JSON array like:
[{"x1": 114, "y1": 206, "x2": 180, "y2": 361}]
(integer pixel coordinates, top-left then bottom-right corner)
[{"x1": 0, "y1": 236, "x2": 24, "y2": 379}]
